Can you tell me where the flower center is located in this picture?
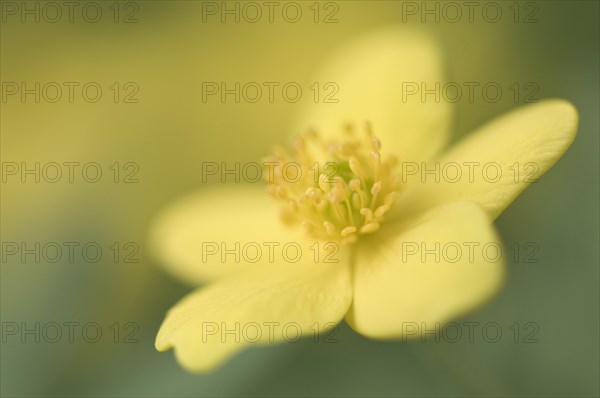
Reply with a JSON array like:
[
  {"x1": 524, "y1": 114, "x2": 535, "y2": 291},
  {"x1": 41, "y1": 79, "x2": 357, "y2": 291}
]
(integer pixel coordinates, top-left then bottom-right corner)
[{"x1": 263, "y1": 123, "x2": 401, "y2": 245}]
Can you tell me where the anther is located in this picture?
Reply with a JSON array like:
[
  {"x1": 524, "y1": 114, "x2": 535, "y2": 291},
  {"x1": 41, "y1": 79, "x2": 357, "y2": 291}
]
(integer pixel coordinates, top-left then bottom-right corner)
[
  {"x1": 349, "y1": 157, "x2": 366, "y2": 179},
  {"x1": 360, "y1": 222, "x2": 380, "y2": 234},
  {"x1": 324, "y1": 222, "x2": 338, "y2": 236},
  {"x1": 341, "y1": 226, "x2": 357, "y2": 237},
  {"x1": 371, "y1": 182, "x2": 382, "y2": 196},
  {"x1": 319, "y1": 174, "x2": 330, "y2": 192},
  {"x1": 374, "y1": 204, "x2": 390, "y2": 218}
]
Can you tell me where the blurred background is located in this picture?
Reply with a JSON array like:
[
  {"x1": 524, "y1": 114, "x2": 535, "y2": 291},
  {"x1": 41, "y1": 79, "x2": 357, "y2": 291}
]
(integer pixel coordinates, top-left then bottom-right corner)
[{"x1": 1, "y1": 1, "x2": 598, "y2": 396}]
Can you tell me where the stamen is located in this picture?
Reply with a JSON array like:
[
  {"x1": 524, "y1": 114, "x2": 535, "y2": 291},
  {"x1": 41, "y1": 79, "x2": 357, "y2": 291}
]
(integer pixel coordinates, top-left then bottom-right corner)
[
  {"x1": 264, "y1": 123, "x2": 401, "y2": 244},
  {"x1": 371, "y1": 136, "x2": 381, "y2": 151},
  {"x1": 374, "y1": 204, "x2": 390, "y2": 218},
  {"x1": 370, "y1": 182, "x2": 381, "y2": 207}
]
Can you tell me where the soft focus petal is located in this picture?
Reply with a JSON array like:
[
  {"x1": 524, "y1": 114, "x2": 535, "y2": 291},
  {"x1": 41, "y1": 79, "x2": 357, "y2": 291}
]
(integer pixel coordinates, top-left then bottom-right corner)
[
  {"x1": 394, "y1": 99, "x2": 578, "y2": 220},
  {"x1": 293, "y1": 27, "x2": 452, "y2": 162},
  {"x1": 149, "y1": 186, "x2": 304, "y2": 285},
  {"x1": 347, "y1": 201, "x2": 504, "y2": 339},
  {"x1": 156, "y1": 261, "x2": 352, "y2": 372}
]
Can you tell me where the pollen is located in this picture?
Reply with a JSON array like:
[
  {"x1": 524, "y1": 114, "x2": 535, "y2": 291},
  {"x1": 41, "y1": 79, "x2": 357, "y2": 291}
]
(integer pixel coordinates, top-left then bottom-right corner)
[{"x1": 263, "y1": 123, "x2": 401, "y2": 245}]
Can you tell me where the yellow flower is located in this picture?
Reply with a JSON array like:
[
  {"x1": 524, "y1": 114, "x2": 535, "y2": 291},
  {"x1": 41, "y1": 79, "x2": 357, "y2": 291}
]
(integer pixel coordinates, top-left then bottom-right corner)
[{"x1": 150, "y1": 28, "x2": 578, "y2": 372}]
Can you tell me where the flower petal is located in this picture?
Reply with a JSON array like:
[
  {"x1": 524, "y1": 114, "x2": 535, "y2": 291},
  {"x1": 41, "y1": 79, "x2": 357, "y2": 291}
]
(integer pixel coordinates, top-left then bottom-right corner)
[
  {"x1": 394, "y1": 99, "x2": 578, "y2": 220},
  {"x1": 149, "y1": 186, "x2": 305, "y2": 285},
  {"x1": 156, "y1": 261, "x2": 353, "y2": 372},
  {"x1": 347, "y1": 201, "x2": 504, "y2": 339},
  {"x1": 293, "y1": 27, "x2": 452, "y2": 162}
]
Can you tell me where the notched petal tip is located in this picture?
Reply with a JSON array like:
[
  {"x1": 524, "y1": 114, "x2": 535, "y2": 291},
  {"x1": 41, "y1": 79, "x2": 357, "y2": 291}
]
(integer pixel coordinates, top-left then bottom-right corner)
[
  {"x1": 154, "y1": 323, "x2": 172, "y2": 352},
  {"x1": 155, "y1": 340, "x2": 171, "y2": 353},
  {"x1": 173, "y1": 346, "x2": 225, "y2": 373}
]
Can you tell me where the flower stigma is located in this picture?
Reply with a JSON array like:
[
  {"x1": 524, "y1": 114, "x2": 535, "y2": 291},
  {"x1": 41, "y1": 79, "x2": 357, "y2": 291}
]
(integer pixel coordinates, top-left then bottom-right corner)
[{"x1": 263, "y1": 123, "x2": 401, "y2": 245}]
